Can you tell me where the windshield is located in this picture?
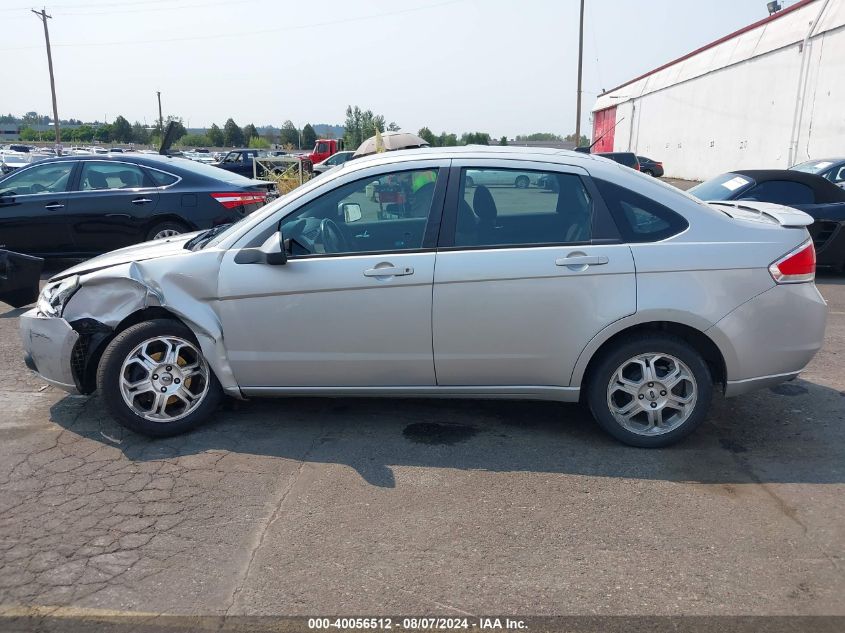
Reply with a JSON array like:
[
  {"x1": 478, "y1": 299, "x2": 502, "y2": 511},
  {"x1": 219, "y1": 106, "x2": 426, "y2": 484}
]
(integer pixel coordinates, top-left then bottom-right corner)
[
  {"x1": 790, "y1": 160, "x2": 834, "y2": 175},
  {"x1": 688, "y1": 173, "x2": 754, "y2": 200}
]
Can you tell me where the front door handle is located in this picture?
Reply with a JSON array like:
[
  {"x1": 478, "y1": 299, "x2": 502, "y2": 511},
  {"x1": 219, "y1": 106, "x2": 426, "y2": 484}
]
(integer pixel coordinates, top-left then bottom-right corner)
[
  {"x1": 555, "y1": 255, "x2": 609, "y2": 267},
  {"x1": 131, "y1": 198, "x2": 153, "y2": 204},
  {"x1": 44, "y1": 203, "x2": 65, "y2": 210},
  {"x1": 363, "y1": 265, "x2": 414, "y2": 277}
]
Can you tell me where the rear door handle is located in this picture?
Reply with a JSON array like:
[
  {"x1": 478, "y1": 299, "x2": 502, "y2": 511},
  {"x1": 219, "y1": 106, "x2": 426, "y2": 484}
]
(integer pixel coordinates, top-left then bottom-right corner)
[
  {"x1": 131, "y1": 198, "x2": 153, "y2": 204},
  {"x1": 555, "y1": 255, "x2": 609, "y2": 267},
  {"x1": 44, "y1": 203, "x2": 65, "y2": 210},
  {"x1": 363, "y1": 265, "x2": 414, "y2": 277}
]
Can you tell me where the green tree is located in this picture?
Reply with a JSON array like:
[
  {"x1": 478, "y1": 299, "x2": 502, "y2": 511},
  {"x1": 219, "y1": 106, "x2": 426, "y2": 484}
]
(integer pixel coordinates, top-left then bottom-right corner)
[
  {"x1": 247, "y1": 136, "x2": 270, "y2": 149},
  {"x1": 417, "y1": 126, "x2": 436, "y2": 147},
  {"x1": 438, "y1": 132, "x2": 458, "y2": 147},
  {"x1": 242, "y1": 123, "x2": 259, "y2": 143},
  {"x1": 279, "y1": 120, "x2": 299, "y2": 147},
  {"x1": 19, "y1": 127, "x2": 39, "y2": 141},
  {"x1": 517, "y1": 132, "x2": 563, "y2": 142},
  {"x1": 302, "y1": 123, "x2": 317, "y2": 149},
  {"x1": 564, "y1": 132, "x2": 589, "y2": 146},
  {"x1": 178, "y1": 133, "x2": 212, "y2": 147},
  {"x1": 387, "y1": 121, "x2": 400, "y2": 132},
  {"x1": 130, "y1": 122, "x2": 149, "y2": 145},
  {"x1": 223, "y1": 118, "x2": 243, "y2": 146},
  {"x1": 461, "y1": 132, "x2": 491, "y2": 145},
  {"x1": 74, "y1": 125, "x2": 95, "y2": 142},
  {"x1": 207, "y1": 123, "x2": 224, "y2": 147},
  {"x1": 95, "y1": 124, "x2": 112, "y2": 143},
  {"x1": 343, "y1": 105, "x2": 386, "y2": 149},
  {"x1": 499, "y1": 136, "x2": 508, "y2": 146},
  {"x1": 111, "y1": 115, "x2": 132, "y2": 142}
]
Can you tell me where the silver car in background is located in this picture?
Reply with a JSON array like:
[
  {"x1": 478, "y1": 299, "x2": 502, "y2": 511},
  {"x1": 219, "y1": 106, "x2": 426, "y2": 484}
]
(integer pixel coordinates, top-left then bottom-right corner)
[{"x1": 19, "y1": 147, "x2": 827, "y2": 447}]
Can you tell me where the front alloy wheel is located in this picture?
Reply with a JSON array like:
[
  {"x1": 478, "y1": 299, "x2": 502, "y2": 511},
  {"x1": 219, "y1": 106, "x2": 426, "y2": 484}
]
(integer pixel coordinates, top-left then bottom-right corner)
[
  {"x1": 98, "y1": 319, "x2": 222, "y2": 436},
  {"x1": 119, "y1": 336, "x2": 211, "y2": 422}
]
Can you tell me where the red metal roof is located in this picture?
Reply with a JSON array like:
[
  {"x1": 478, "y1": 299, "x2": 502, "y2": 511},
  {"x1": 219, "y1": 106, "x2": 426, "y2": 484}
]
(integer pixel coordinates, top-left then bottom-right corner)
[{"x1": 597, "y1": 0, "x2": 817, "y2": 98}]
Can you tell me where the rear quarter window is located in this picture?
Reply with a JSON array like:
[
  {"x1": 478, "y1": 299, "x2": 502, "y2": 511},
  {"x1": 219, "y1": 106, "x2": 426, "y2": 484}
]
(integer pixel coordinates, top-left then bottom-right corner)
[{"x1": 594, "y1": 179, "x2": 688, "y2": 242}]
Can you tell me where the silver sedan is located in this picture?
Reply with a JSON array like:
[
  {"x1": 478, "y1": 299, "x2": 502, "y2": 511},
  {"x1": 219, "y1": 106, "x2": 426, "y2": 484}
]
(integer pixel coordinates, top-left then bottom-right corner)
[{"x1": 19, "y1": 147, "x2": 827, "y2": 447}]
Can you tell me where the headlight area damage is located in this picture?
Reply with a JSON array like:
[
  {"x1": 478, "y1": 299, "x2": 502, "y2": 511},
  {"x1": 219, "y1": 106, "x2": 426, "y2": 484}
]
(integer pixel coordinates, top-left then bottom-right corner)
[{"x1": 49, "y1": 256, "x2": 241, "y2": 399}]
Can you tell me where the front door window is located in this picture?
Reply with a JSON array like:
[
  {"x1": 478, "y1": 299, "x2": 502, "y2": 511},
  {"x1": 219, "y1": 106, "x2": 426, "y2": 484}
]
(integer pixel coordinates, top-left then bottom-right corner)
[{"x1": 280, "y1": 168, "x2": 439, "y2": 256}]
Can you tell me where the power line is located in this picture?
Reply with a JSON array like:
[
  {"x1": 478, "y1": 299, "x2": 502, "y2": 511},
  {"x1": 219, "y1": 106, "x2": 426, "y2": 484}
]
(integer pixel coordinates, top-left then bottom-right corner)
[{"x1": 0, "y1": 0, "x2": 465, "y2": 50}]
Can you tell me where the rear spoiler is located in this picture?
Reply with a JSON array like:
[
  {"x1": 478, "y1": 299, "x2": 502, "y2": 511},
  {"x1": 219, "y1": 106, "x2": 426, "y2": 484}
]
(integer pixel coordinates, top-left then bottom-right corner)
[{"x1": 707, "y1": 201, "x2": 813, "y2": 228}]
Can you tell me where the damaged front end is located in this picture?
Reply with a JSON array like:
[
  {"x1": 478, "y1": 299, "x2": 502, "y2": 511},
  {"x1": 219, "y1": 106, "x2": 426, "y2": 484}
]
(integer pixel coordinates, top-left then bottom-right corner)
[{"x1": 20, "y1": 247, "x2": 242, "y2": 399}]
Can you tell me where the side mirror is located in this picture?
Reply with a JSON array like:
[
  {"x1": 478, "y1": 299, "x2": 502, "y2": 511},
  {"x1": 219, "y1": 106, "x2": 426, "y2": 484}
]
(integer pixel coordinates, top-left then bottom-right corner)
[
  {"x1": 234, "y1": 230, "x2": 288, "y2": 265},
  {"x1": 339, "y1": 202, "x2": 362, "y2": 223}
]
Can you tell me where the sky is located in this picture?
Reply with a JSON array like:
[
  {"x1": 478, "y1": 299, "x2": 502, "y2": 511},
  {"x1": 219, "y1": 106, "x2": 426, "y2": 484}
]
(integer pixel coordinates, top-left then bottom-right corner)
[{"x1": 1, "y1": 0, "x2": 782, "y2": 138}]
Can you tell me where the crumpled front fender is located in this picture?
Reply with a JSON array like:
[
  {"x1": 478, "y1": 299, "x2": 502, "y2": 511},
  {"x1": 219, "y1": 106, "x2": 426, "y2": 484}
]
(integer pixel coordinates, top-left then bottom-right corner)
[{"x1": 62, "y1": 254, "x2": 242, "y2": 398}]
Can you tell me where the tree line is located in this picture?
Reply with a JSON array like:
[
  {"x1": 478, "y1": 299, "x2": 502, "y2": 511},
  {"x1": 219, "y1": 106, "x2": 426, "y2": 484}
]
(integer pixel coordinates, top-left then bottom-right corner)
[{"x1": 10, "y1": 107, "x2": 588, "y2": 150}]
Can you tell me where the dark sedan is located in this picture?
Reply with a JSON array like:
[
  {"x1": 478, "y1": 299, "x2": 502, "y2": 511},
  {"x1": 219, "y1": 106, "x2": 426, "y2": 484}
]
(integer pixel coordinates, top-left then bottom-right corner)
[
  {"x1": 0, "y1": 154, "x2": 274, "y2": 257},
  {"x1": 637, "y1": 156, "x2": 664, "y2": 177},
  {"x1": 790, "y1": 158, "x2": 845, "y2": 189},
  {"x1": 688, "y1": 169, "x2": 845, "y2": 272}
]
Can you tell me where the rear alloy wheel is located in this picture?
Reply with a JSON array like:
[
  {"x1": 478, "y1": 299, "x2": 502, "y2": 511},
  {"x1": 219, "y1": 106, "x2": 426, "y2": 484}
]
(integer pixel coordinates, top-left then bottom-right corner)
[
  {"x1": 98, "y1": 320, "x2": 221, "y2": 437},
  {"x1": 147, "y1": 221, "x2": 188, "y2": 242},
  {"x1": 587, "y1": 335, "x2": 712, "y2": 447},
  {"x1": 515, "y1": 175, "x2": 530, "y2": 189},
  {"x1": 642, "y1": 169, "x2": 654, "y2": 177}
]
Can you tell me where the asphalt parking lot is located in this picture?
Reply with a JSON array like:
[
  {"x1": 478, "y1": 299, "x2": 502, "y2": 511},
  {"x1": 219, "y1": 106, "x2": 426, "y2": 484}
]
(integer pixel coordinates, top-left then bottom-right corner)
[{"x1": 0, "y1": 275, "x2": 843, "y2": 617}]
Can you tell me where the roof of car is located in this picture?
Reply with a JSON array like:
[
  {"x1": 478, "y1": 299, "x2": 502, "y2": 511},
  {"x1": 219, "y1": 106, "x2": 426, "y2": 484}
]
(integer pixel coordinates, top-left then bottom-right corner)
[{"x1": 732, "y1": 169, "x2": 845, "y2": 203}]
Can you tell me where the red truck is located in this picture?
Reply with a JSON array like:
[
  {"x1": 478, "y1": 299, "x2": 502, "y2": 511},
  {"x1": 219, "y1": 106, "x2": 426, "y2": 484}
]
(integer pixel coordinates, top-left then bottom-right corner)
[{"x1": 307, "y1": 139, "x2": 344, "y2": 165}]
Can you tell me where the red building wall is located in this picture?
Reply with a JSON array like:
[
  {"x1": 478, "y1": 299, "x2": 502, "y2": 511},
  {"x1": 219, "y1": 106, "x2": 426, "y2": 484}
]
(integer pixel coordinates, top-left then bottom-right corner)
[{"x1": 591, "y1": 106, "x2": 616, "y2": 153}]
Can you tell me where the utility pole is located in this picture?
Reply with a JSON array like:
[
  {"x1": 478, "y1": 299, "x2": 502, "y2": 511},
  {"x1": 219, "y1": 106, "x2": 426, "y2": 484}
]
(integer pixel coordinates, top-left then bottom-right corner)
[
  {"x1": 32, "y1": 7, "x2": 61, "y2": 154},
  {"x1": 156, "y1": 91, "x2": 163, "y2": 135},
  {"x1": 575, "y1": 0, "x2": 585, "y2": 147}
]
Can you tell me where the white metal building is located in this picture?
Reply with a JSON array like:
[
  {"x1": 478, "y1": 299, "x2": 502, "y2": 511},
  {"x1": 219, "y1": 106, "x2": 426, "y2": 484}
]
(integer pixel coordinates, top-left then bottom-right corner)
[{"x1": 591, "y1": 0, "x2": 845, "y2": 180}]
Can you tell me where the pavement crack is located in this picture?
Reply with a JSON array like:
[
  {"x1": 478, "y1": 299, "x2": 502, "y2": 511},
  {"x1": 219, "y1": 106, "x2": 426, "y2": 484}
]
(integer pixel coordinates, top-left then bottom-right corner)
[{"x1": 222, "y1": 427, "x2": 327, "y2": 616}]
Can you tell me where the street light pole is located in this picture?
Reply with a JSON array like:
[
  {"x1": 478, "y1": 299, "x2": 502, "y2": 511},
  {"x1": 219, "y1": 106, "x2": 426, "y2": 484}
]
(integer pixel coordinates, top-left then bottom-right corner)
[
  {"x1": 32, "y1": 8, "x2": 61, "y2": 154},
  {"x1": 575, "y1": 0, "x2": 585, "y2": 147}
]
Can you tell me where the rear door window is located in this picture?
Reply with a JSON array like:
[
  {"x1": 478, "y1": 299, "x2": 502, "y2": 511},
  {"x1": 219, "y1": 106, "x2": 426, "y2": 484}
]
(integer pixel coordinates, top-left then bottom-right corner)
[
  {"x1": 452, "y1": 168, "x2": 593, "y2": 248},
  {"x1": 594, "y1": 179, "x2": 688, "y2": 242}
]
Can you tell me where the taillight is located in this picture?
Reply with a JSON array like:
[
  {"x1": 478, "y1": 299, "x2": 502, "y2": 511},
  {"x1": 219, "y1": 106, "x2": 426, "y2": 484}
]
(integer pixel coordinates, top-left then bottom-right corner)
[
  {"x1": 211, "y1": 192, "x2": 267, "y2": 209},
  {"x1": 769, "y1": 239, "x2": 815, "y2": 284}
]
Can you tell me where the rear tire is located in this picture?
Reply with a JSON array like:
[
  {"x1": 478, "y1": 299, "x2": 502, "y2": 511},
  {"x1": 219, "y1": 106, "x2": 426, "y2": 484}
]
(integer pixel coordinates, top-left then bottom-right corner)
[
  {"x1": 586, "y1": 334, "x2": 712, "y2": 447},
  {"x1": 146, "y1": 221, "x2": 188, "y2": 242},
  {"x1": 642, "y1": 169, "x2": 654, "y2": 177},
  {"x1": 515, "y1": 175, "x2": 530, "y2": 189},
  {"x1": 97, "y1": 319, "x2": 221, "y2": 437}
]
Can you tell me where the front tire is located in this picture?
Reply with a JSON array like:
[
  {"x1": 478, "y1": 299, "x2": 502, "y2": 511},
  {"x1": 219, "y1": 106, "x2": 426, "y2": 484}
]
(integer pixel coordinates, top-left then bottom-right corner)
[
  {"x1": 97, "y1": 319, "x2": 222, "y2": 437},
  {"x1": 586, "y1": 334, "x2": 712, "y2": 447},
  {"x1": 515, "y1": 175, "x2": 530, "y2": 189}
]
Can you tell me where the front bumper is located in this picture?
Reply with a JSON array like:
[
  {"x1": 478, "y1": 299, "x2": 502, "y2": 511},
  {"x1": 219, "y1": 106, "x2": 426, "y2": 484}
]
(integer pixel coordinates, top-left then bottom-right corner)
[
  {"x1": 19, "y1": 309, "x2": 80, "y2": 394},
  {"x1": 707, "y1": 282, "x2": 827, "y2": 397}
]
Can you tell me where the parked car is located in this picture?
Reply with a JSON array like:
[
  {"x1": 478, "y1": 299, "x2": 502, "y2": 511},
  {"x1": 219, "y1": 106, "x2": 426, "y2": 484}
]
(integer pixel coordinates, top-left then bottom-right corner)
[
  {"x1": 637, "y1": 156, "x2": 664, "y2": 177},
  {"x1": 0, "y1": 153, "x2": 275, "y2": 257},
  {"x1": 465, "y1": 168, "x2": 538, "y2": 189},
  {"x1": 688, "y1": 169, "x2": 845, "y2": 272},
  {"x1": 312, "y1": 150, "x2": 355, "y2": 175},
  {"x1": 596, "y1": 152, "x2": 641, "y2": 171},
  {"x1": 790, "y1": 158, "x2": 845, "y2": 189},
  {"x1": 0, "y1": 150, "x2": 34, "y2": 175},
  {"x1": 16, "y1": 147, "x2": 826, "y2": 447},
  {"x1": 214, "y1": 149, "x2": 311, "y2": 178}
]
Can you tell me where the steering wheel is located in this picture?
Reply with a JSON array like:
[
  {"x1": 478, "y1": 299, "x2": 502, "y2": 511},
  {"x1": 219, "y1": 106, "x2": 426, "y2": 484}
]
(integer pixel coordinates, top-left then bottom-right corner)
[
  {"x1": 319, "y1": 218, "x2": 349, "y2": 253},
  {"x1": 30, "y1": 183, "x2": 46, "y2": 194}
]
